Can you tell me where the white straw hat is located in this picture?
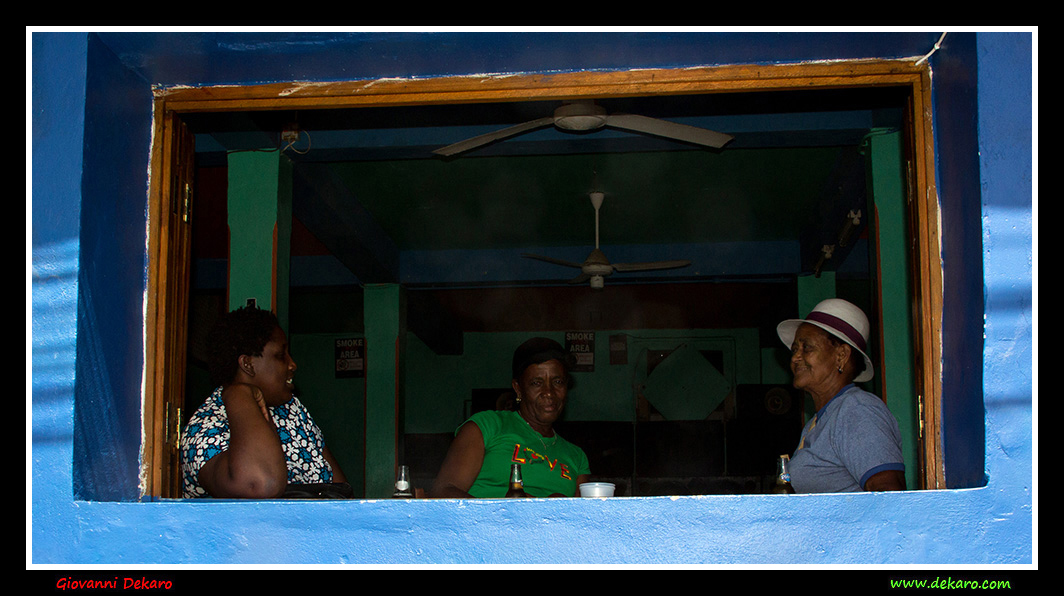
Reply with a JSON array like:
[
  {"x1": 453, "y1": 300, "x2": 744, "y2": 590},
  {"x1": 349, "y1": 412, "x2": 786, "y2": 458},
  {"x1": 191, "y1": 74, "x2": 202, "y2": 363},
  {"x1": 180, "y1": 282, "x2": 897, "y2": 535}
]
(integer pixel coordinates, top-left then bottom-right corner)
[{"x1": 776, "y1": 298, "x2": 874, "y2": 382}]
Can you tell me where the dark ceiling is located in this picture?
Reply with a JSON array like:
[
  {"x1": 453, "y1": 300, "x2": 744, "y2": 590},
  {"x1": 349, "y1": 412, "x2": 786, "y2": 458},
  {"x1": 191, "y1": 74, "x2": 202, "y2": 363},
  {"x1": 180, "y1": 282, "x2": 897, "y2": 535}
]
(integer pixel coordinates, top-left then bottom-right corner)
[{"x1": 184, "y1": 85, "x2": 907, "y2": 290}]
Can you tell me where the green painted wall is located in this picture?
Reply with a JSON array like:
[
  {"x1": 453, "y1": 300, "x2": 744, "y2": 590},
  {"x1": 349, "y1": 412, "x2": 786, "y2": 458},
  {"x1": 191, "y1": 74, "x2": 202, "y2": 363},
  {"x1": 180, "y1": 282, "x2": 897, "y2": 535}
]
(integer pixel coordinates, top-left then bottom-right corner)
[
  {"x1": 289, "y1": 332, "x2": 367, "y2": 496},
  {"x1": 868, "y1": 131, "x2": 919, "y2": 490},
  {"x1": 797, "y1": 271, "x2": 837, "y2": 318}
]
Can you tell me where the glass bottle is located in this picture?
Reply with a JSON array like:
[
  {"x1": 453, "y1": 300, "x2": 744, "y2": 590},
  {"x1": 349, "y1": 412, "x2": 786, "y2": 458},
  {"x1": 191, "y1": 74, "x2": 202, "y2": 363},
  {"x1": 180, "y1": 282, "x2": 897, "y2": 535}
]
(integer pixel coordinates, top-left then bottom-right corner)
[
  {"x1": 505, "y1": 463, "x2": 526, "y2": 498},
  {"x1": 771, "y1": 455, "x2": 795, "y2": 494},
  {"x1": 392, "y1": 464, "x2": 414, "y2": 498}
]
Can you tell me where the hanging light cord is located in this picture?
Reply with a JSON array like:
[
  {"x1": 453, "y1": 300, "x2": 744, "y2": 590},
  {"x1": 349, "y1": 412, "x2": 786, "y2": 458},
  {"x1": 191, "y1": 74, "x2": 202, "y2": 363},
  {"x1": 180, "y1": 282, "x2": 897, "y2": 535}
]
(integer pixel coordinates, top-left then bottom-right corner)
[{"x1": 915, "y1": 32, "x2": 948, "y2": 66}]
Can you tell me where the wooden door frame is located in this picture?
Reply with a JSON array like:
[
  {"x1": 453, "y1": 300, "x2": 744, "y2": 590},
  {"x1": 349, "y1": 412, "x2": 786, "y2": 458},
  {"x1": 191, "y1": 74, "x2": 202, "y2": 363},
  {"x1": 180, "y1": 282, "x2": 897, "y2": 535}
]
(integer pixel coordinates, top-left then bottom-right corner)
[
  {"x1": 143, "y1": 59, "x2": 944, "y2": 497},
  {"x1": 144, "y1": 109, "x2": 195, "y2": 498}
]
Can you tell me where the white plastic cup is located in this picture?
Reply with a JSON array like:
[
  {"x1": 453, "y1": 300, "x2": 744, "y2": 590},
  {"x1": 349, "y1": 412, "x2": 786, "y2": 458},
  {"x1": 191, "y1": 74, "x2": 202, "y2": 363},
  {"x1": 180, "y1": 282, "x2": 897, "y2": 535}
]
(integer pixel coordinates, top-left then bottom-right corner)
[{"x1": 579, "y1": 482, "x2": 616, "y2": 497}]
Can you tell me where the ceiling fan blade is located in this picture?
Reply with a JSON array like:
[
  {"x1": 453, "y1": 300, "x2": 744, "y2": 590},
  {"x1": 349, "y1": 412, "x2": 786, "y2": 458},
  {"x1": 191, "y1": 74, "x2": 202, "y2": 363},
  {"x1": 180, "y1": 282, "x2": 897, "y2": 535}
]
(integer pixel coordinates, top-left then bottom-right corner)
[
  {"x1": 612, "y1": 260, "x2": 692, "y2": 272},
  {"x1": 604, "y1": 114, "x2": 733, "y2": 149},
  {"x1": 568, "y1": 273, "x2": 592, "y2": 284},
  {"x1": 432, "y1": 117, "x2": 555, "y2": 156},
  {"x1": 521, "y1": 253, "x2": 584, "y2": 269}
]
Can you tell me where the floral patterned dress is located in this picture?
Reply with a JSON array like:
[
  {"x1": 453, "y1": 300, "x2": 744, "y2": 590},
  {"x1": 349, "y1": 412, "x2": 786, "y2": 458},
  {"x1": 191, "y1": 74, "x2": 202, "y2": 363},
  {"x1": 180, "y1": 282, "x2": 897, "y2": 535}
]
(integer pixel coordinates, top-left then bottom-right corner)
[{"x1": 180, "y1": 386, "x2": 334, "y2": 497}]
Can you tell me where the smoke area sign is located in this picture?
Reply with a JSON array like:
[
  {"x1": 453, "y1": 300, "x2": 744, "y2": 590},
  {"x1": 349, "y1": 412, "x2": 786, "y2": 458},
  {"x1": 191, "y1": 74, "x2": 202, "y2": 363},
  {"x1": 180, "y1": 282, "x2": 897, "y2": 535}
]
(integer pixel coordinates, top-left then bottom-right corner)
[
  {"x1": 335, "y1": 337, "x2": 364, "y2": 378},
  {"x1": 565, "y1": 331, "x2": 595, "y2": 372}
]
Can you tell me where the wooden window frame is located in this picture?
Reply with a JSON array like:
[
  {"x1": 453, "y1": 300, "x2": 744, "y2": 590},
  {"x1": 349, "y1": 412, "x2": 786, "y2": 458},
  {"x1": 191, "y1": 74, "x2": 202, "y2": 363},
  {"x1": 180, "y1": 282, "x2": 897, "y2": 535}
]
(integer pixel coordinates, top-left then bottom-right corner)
[{"x1": 143, "y1": 60, "x2": 944, "y2": 498}]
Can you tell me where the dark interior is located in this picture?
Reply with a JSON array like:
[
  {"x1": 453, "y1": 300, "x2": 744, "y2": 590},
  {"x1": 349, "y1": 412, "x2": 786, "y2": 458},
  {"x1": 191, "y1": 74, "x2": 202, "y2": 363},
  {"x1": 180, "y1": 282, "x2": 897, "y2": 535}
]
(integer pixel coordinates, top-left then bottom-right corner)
[{"x1": 183, "y1": 84, "x2": 908, "y2": 495}]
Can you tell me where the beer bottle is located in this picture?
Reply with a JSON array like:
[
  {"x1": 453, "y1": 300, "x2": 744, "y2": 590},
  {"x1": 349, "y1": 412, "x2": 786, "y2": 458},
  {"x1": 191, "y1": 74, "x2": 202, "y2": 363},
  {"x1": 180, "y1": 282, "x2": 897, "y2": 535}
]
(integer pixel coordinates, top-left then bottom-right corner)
[
  {"x1": 771, "y1": 455, "x2": 795, "y2": 494},
  {"x1": 392, "y1": 464, "x2": 415, "y2": 498},
  {"x1": 505, "y1": 463, "x2": 526, "y2": 498}
]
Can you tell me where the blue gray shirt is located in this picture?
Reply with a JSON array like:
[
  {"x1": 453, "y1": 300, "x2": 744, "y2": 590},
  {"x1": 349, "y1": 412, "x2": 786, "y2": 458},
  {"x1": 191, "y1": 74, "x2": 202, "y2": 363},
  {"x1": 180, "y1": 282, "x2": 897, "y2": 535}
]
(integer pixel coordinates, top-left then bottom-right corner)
[{"x1": 790, "y1": 384, "x2": 905, "y2": 493}]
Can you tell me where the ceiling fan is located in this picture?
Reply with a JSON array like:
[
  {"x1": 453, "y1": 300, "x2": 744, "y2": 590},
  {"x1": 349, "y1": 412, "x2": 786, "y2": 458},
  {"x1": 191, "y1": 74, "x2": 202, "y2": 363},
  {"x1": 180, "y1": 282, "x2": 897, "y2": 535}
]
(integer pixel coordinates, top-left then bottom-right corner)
[
  {"x1": 432, "y1": 99, "x2": 734, "y2": 157},
  {"x1": 522, "y1": 192, "x2": 692, "y2": 289}
]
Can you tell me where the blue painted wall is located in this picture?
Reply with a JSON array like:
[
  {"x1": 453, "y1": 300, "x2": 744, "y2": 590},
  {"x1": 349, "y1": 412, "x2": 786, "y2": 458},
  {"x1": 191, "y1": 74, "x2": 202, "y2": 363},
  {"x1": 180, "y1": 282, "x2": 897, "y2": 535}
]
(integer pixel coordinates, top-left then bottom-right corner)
[{"x1": 30, "y1": 31, "x2": 1033, "y2": 566}]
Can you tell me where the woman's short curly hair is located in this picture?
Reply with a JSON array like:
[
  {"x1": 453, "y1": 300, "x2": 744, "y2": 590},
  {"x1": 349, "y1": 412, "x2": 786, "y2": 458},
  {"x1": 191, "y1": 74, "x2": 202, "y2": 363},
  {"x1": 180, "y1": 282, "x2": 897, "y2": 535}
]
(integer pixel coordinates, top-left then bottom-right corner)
[{"x1": 205, "y1": 306, "x2": 280, "y2": 387}]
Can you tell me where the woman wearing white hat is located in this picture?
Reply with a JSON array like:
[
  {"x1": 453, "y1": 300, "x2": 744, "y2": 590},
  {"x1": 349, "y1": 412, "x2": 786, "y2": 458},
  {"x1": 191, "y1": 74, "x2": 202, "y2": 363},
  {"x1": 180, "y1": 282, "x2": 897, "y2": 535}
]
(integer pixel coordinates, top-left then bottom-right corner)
[{"x1": 777, "y1": 298, "x2": 906, "y2": 493}]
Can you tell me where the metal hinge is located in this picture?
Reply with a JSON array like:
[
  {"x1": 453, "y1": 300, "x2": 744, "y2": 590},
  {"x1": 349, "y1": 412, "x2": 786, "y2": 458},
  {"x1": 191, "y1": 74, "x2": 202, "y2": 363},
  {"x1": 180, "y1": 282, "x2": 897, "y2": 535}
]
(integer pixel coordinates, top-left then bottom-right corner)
[
  {"x1": 166, "y1": 403, "x2": 182, "y2": 447},
  {"x1": 917, "y1": 394, "x2": 924, "y2": 439},
  {"x1": 170, "y1": 178, "x2": 193, "y2": 224},
  {"x1": 181, "y1": 182, "x2": 193, "y2": 223}
]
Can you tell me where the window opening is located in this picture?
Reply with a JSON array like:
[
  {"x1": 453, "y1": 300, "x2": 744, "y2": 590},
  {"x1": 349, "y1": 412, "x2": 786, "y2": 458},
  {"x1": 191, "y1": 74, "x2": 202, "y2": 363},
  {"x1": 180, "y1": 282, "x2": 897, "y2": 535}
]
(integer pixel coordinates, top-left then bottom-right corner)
[{"x1": 146, "y1": 63, "x2": 943, "y2": 498}]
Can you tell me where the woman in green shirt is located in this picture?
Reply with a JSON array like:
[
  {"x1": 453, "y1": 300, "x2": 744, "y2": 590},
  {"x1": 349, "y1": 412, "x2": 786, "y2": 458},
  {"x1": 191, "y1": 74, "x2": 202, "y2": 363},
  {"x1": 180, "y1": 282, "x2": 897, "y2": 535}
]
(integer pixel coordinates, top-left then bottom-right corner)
[{"x1": 430, "y1": 337, "x2": 591, "y2": 498}]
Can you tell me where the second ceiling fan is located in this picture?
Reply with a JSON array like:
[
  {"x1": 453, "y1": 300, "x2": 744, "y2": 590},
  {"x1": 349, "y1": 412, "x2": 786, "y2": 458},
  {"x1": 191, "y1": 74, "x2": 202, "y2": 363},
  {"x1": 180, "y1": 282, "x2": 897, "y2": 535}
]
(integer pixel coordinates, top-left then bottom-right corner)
[
  {"x1": 432, "y1": 99, "x2": 734, "y2": 157},
  {"x1": 522, "y1": 191, "x2": 693, "y2": 290}
]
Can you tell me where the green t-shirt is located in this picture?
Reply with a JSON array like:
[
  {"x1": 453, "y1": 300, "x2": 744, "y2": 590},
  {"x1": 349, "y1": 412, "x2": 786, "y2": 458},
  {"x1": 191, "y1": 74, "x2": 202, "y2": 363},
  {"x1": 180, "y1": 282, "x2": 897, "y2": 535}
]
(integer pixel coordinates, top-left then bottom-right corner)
[{"x1": 463, "y1": 410, "x2": 590, "y2": 498}]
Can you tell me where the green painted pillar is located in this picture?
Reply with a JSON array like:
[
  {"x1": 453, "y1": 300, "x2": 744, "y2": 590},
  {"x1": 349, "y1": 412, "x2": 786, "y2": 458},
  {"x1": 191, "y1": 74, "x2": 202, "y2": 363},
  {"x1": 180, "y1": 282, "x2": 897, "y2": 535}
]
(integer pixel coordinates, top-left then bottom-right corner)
[
  {"x1": 868, "y1": 131, "x2": 918, "y2": 490},
  {"x1": 363, "y1": 283, "x2": 406, "y2": 498},
  {"x1": 226, "y1": 150, "x2": 293, "y2": 330}
]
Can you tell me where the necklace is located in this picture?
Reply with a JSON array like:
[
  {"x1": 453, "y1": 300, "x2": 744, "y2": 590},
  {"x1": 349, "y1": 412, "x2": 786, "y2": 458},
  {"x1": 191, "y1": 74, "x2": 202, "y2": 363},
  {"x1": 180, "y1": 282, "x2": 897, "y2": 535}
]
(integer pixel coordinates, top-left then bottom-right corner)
[{"x1": 517, "y1": 411, "x2": 558, "y2": 449}]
